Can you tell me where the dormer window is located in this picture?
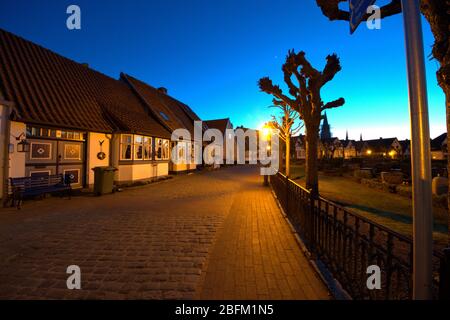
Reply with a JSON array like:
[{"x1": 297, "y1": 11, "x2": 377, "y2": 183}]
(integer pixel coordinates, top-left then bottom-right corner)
[{"x1": 160, "y1": 112, "x2": 170, "y2": 121}]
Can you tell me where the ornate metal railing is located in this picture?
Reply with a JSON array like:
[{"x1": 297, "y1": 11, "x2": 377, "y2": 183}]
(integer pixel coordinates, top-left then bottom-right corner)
[{"x1": 270, "y1": 172, "x2": 445, "y2": 300}]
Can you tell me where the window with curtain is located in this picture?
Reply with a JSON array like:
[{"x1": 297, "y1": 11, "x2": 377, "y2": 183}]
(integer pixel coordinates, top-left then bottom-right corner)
[
  {"x1": 134, "y1": 135, "x2": 144, "y2": 160},
  {"x1": 156, "y1": 138, "x2": 170, "y2": 160},
  {"x1": 144, "y1": 136, "x2": 152, "y2": 160},
  {"x1": 120, "y1": 134, "x2": 133, "y2": 160}
]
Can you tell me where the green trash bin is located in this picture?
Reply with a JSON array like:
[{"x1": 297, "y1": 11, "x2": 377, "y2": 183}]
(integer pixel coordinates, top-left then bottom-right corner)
[{"x1": 92, "y1": 166, "x2": 117, "y2": 196}]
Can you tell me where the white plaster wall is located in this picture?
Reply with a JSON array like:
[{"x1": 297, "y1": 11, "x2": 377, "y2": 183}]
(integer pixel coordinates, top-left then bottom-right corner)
[
  {"x1": 87, "y1": 132, "x2": 111, "y2": 185},
  {"x1": 157, "y1": 162, "x2": 169, "y2": 177},
  {"x1": 117, "y1": 162, "x2": 168, "y2": 182},
  {"x1": 9, "y1": 121, "x2": 26, "y2": 178}
]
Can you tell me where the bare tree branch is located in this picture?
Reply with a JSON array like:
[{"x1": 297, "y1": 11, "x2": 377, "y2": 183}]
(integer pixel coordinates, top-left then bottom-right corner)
[
  {"x1": 258, "y1": 77, "x2": 296, "y2": 107},
  {"x1": 320, "y1": 54, "x2": 342, "y2": 87},
  {"x1": 323, "y1": 98, "x2": 345, "y2": 111}
]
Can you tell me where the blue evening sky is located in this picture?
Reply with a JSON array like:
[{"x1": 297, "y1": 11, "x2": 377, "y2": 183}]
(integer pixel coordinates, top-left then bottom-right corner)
[{"x1": 0, "y1": 0, "x2": 445, "y2": 139}]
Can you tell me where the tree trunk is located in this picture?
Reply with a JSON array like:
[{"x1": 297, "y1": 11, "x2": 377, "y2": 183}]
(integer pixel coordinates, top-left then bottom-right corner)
[
  {"x1": 305, "y1": 127, "x2": 319, "y2": 198},
  {"x1": 286, "y1": 134, "x2": 291, "y2": 178},
  {"x1": 447, "y1": 91, "x2": 450, "y2": 246}
]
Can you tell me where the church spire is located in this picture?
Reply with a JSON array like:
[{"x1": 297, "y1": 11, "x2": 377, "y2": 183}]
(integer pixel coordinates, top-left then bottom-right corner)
[
  {"x1": 320, "y1": 112, "x2": 331, "y2": 140},
  {"x1": 346, "y1": 130, "x2": 349, "y2": 141}
]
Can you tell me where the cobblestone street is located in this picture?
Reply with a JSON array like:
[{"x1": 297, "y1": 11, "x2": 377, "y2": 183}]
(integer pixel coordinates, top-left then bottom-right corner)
[{"x1": 0, "y1": 166, "x2": 329, "y2": 300}]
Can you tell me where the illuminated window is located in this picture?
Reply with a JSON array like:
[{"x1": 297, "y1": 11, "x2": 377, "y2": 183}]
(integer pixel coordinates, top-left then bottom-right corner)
[
  {"x1": 143, "y1": 137, "x2": 152, "y2": 160},
  {"x1": 155, "y1": 138, "x2": 170, "y2": 160},
  {"x1": 120, "y1": 134, "x2": 133, "y2": 160},
  {"x1": 40, "y1": 128, "x2": 49, "y2": 137},
  {"x1": 134, "y1": 135, "x2": 144, "y2": 160}
]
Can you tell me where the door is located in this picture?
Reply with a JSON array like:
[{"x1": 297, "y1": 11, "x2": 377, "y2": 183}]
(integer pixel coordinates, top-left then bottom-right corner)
[
  {"x1": 57, "y1": 140, "x2": 84, "y2": 188},
  {"x1": 26, "y1": 138, "x2": 86, "y2": 188}
]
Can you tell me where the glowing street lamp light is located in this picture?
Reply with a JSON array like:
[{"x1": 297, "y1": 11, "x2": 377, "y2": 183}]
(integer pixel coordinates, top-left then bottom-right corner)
[{"x1": 261, "y1": 127, "x2": 271, "y2": 141}]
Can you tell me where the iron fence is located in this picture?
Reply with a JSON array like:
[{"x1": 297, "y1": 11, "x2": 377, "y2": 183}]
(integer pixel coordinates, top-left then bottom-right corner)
[{"x1": 270, "y1": 172, "x2": 445, "y2": 300}]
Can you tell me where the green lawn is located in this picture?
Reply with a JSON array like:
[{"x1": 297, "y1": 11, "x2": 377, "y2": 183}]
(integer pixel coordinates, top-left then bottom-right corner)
[
  {"x1": 289, "y1": 163, "x2": 448, "y2": 246},
  {"x1": 289, "y1": 163, "x2": 305, "y2": 180}
]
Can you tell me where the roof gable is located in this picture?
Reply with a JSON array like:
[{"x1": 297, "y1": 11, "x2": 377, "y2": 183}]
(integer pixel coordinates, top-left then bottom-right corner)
[
  {"x1": 121, "y1": 73, "x2": 202, "y2": 136},
  {"x1": 431, "y1": 133, "x2": 447, "y2": 150},
  {"x1": 204, "y1": 118, "x2": 232, "y2": 134}
]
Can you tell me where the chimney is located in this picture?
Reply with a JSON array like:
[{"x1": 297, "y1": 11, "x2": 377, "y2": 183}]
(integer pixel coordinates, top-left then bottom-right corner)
[{"x1": 158, "y1": 87, "x2": 168, "y2": 94}]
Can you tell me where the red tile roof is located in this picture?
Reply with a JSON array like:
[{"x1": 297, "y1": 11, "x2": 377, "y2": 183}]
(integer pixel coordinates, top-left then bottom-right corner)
[
  {"x1": 89, "y1": 72, "x2": 171, "y2": 138},
  {"x1": 121, "y1": 73, "x2": 203, "y2": 137},
  {"x1": 204, "y1": 118, "x2": 232, "y2": 134},
  {"x1": 0, "y1": 28, "x2": 171, "y2": 138}
]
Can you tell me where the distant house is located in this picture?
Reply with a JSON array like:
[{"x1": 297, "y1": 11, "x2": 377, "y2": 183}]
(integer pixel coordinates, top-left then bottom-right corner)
[
  {"x1": 353, "y1": 140, "x2": 368, "y2": 157},
  {"x1": 292, "y1": 135, "x2": 306, "y2": 160},
  {"x1": 431, "y1": 133, "x2": 447, "y2": 160},
  {"x1": 342, "y1": 140, "x2": 357, "y2": 159},
  {"x1": 205, "y1": 118, "x2": 234, "y2": 164},
  {"x1": 234, "y1": 126, "x2": 259, "y2": 163},
  {"x1": 320, "y1": 137, "x2": 343, "y2": 159},
  {"x1": 362, "y1": 138, "x2": 402, "y2": 158}
]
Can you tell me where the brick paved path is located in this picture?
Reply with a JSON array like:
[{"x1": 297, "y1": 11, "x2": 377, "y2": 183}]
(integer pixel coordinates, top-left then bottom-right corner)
[
  {"x1": 198, "y1": 172, "x2": 329, "y2": 299},
  {"x1": 0, "y1": 166, "x2": 329, "y2": 299}
]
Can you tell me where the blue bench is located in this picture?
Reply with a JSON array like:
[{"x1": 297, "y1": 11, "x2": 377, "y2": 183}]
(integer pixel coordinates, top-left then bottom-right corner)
[{"x1": 9, "y1": 174, "x2": 72, "y2": 209}]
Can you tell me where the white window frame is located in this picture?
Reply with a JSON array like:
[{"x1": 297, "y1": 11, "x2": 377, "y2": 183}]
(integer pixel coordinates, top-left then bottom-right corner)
[
  {"x1": 143, "y1": 136, "x2": 152, "y2": 160},
  {"x1": 155, "y1": 138, "x2": 170, "y2": 160},
  {"x1": 120, "y1": 134, "x2": 133, "y2": 161},
  {"x1": 134, "y1": 135, "x2": 144, "y2": 160}
]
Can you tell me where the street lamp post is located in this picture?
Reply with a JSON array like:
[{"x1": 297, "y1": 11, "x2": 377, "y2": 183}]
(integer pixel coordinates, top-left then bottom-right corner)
[
  {"x1": 263, "y1": 144, "x2": 270, "y2": 186},
  {"x1": 261, "y1": 124, "x2": 271, "y2": 187},
  {"x1": 401, "y1": 0, "x2": 433, "y2": 300}
]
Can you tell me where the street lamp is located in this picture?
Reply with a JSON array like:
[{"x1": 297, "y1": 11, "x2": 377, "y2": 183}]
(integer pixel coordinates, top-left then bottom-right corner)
[
  {"x1": 13, "y1": 133, "x2": 30, "y2": 153},
  {"x1": 17, "y1": 139, "x2": 30, "y2": 153},
  {"x1": 261, "y1": 123, "x2": 273, "y2": 186}
]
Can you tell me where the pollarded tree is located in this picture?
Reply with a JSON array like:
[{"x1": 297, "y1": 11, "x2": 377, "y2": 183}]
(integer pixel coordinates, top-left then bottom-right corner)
[
  {"x1": 315, "y1": 0, "x2": 450, "y2": 242},
  {"x1": 268, "y1": 102, "x2": 303, "y2": 178},
  {"x1": 258, "y1": 50, "x2": 345, "y2": 197}
]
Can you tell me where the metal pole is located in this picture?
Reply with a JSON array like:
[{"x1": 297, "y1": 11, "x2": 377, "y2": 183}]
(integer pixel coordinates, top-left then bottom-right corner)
[{"x1": 401, "y1": 0, "x2": 433, "y2": 300}]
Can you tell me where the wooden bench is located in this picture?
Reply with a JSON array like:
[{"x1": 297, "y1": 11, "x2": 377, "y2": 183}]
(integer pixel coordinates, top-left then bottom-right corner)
[{"x1": 9, "y1": 174, "x2": 72, "y2": 209}]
